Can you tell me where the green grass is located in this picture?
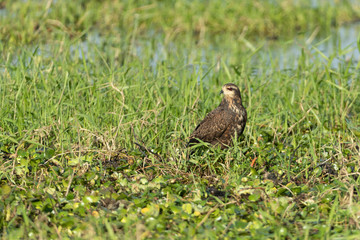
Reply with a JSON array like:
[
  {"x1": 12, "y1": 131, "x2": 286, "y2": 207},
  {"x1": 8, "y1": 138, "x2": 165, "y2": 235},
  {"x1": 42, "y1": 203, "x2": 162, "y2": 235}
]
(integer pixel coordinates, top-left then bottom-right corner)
[
  {"x1": 1, "y1": 0, "x2": 360, "y2": 45},
  {"x1": 1, "y1": 0, "x2": 360, "y2": 239}
]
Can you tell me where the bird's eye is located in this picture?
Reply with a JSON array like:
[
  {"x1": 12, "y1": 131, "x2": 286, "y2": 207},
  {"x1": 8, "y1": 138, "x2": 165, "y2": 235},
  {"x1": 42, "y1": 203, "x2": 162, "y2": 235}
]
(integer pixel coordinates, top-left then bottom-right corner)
[{"x1": 227, "y1": 87, "x2": 233, "y2": 91}]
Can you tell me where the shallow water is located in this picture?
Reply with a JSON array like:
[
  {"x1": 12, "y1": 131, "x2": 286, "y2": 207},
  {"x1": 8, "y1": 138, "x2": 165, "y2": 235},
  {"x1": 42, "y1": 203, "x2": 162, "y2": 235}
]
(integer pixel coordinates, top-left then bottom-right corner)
[
  {"x1": 140, "y1": 22, "x2": 360, "y2": 76},
  {"x1": 263, "y1": 23, "x2": 360, "y2": 70},
  {"x1": 6, "y1": 20, "x2": 358, "y2": 81}
]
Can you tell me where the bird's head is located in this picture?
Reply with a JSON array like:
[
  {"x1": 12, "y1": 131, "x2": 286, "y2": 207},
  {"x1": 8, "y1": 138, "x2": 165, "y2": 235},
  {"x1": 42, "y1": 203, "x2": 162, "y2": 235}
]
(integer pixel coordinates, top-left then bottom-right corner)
[{"x1": 220, "y1": 83, "x2": 241, "y2": 99}]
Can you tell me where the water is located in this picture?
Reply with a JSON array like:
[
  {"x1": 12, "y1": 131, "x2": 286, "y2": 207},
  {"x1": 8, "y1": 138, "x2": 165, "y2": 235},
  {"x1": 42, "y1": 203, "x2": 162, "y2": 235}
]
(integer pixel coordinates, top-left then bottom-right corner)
[
  {"x1": 262, "y1": 23, "x2": 360, "y2": 70},
  {"x1": 140, "y1": 22, "x2": 360, "y2": 77},
  {"x1": 7, "y1": 21, "x2": 358, "y2": 80}
]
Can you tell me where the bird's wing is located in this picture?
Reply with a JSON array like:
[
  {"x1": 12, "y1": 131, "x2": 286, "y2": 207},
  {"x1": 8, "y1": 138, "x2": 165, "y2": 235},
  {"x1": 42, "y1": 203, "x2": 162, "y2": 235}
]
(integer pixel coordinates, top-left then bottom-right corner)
[{"x1": 190, "y1": 108, "x2": 235, "y2": 143}]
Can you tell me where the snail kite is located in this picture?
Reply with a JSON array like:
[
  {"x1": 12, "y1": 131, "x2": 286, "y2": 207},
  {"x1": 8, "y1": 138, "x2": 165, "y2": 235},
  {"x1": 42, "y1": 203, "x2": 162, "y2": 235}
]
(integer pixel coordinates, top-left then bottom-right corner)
[{"x1": 188, "y1": 83, "x2": 247, "y2": 149}]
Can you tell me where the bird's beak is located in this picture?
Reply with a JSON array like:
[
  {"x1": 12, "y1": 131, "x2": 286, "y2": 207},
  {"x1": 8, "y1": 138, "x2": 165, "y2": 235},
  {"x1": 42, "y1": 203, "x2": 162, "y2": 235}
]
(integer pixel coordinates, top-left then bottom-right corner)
[{"x1": 220, "y1": 90, "x2": 223, "y2": 95}]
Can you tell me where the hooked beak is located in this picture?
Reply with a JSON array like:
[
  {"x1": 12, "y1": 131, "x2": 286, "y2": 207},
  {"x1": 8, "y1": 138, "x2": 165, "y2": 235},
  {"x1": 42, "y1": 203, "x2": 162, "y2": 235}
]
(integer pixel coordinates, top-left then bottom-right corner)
[{"x1": 219, "y1": 89, "x2": 224, "y2": 95}]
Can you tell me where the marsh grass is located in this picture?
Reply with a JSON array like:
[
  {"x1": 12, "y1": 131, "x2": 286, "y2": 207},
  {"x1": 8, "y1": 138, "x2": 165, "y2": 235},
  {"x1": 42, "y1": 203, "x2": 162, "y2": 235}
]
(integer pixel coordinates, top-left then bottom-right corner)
[
  {"x1": 1, "y1": 0, "x2": 360, "y2": 239},
  {"x1": 1, "y1": 0, "x2": 360, "y2": 45}
]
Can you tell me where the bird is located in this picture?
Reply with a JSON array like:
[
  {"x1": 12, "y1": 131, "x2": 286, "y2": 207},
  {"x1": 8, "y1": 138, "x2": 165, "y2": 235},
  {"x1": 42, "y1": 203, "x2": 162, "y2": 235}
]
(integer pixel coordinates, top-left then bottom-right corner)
[{"x1": 188, "y1": 83, "x2": 247, "y2": 149}]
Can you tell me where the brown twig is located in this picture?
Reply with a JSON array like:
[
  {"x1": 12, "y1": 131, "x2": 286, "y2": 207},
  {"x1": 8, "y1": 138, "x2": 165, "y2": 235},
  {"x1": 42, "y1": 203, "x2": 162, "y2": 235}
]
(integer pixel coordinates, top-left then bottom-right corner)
[
  {"x1": 65, "y1": 171, "x2": 75, "y2": 197},
  {"x1": 196, "y1": 205, "x2": 219, "y2": 229},
  {"x1": 250, "y1": 156, "x2": 257, "y2": 167},
  {"x1": 132, "y1": 127, "x2": 163, "y2": 161}
]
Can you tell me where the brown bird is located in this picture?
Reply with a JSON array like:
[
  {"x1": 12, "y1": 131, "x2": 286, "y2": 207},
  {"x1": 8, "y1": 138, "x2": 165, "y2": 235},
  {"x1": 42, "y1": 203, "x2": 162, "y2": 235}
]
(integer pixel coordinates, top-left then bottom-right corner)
[{"x1": 188, "y1": 83, "x2": 247, "y2": 149}]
